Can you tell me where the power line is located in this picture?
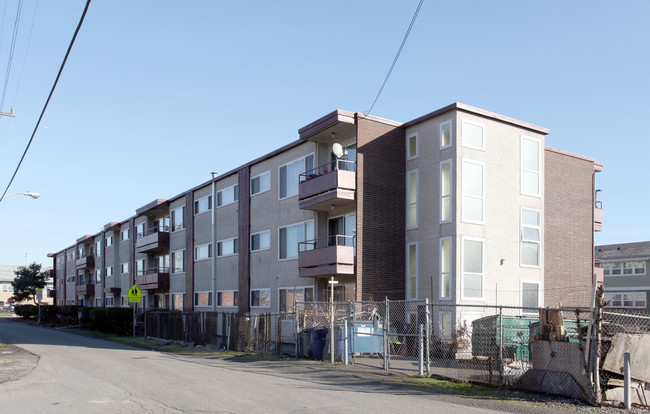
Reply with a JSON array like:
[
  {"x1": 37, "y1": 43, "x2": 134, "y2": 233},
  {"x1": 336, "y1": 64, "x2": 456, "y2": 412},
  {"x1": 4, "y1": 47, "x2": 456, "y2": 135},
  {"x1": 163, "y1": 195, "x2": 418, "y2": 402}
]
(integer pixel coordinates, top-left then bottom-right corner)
[
  {"x1": 366, "y1": 0, "x2": 424, "y2": 115},
  {"x1": 0, "y1": 0, "x2": 92, "y2": 204},
  {"x1": 0, "y1": 0, "x2": 23, "y2": 113}
]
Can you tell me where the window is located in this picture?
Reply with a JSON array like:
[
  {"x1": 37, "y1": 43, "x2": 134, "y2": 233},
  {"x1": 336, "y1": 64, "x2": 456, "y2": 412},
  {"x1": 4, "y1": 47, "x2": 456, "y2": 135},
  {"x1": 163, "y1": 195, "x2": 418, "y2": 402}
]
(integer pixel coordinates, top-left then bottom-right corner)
[
  {"x1": 195, "y1": 243, "x2": 212, "y2": 261},
  {"x1": 120, "y1": 262, "x2": 129, "y2": 274},
  {"x1": 95, "y1": 241, "x2": 101, "y2": 257},
  {"x1": 136, "y1": 222, "x2": 147, "y2": 239},
  {"x1": 440, "y1": 160, "x2": 452, "y2": 223},
  {"x1": 171, "y1": 207, "x2": 185, "y2": 232},
  {"x1": 217, "y1": 291, "x2": 238, "y2": 307},
  {"x1": 521, "y1": 209, "x2": 541, "y2": 267},
  {"x1": 105, "y1": 296, "x2": 114, "y2": 307},
  {"x1": 217, "y1": 238, "x2": 238, "y2": 257},
  {"x1": 440, "y1": 119, "x2": 452, "y2": 149},
  {"x1": 217, "y1": 184, "x2": 238, "y2": 207},
  {"x1": 279, "y1": 220, "x2": 314, "y2": 259},
  {"x1": 440, "y1": 237, "x2": 452, "y2": 299},
  {"x1": 279, "y1": 154, "x2": 314, "y2": 199},
  {"x1": 279, "y1": 287, "x2": 314, "y2": 312},
  {"x1": 407, "y1": 170, "x2": 418, "y2": 228},
  {"x1": 171, "y1": 250, "x2": 185, "y2": 273},
  {"x1": 105, "y1": 234, "x2": 114, "y2": 247},
  {"x1": 78, "y1": 246, "x2": 85, "y2": 257},
  {"x1": 194, "y1": 292, "x2": 212, "y2": 307},
  {"x1": 171, "y1": 293, "x2": 184, "y2": 310},
  {"x1": 251, "y1": 230, "x2": 271, "y2": 252},
  {"x1": 407, "y1": 243, "x2": 417, "y2": 300},
  {"x1": 521, "y1": 281, "x2": 540, "y2": 313},
  {"x1": 121, "y1": 296, "x2": 128, "y2": 307},
  {"x1": 194, "y1": 195, "x2": 212, "y2": 215},
  {"x1": 105, "y1": 266, "x2": 114, "y2": 277},
  {"x1": 135, "y1": 259, "x2": 146, "y2": 277},
  {"x1": 251, "y1": 171, "x2": 271, "y2": 196},
  {"x1": 462, "y1": 120, "x2": 484, "y2": 150},
  {"x1": 250, "y1": 289, "x2": 270, "y2": 308},
  {"x1": 604, "y1": 261, "x2": 646, "y2": 276},
  {"x1": 121, "y1": 228, "x2": 130, "y2": 241},
  {"x1": 462, "y1": 237, "x2": 483, "y2": 300},
  {"x1": 407, "y1": 133, "x2": 418, "y2": 159},
  {"x1": 521, "y1": 136, "x2": 541, "y2": 196},
  {"x1": 605, "y1": 292, "x2": 646, "y2": 309},
  {"x1": 439, "y1": 312, "x2": 452, "y2": 338},
  {"x1": 462, "y1": 160, "x2": 484, "y2": 223},
  {"x1": 95, "y1": 269, "x2": 102, "y2": 283}
]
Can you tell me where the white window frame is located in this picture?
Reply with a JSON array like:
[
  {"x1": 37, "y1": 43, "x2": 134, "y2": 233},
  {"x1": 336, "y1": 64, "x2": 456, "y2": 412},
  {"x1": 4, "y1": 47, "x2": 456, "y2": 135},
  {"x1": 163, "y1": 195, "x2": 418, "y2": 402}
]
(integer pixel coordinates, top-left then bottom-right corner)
[
  {"x1": 406, "y1": 132, "x2": 418, "y2": 160},
  {"x1": 105, "y1": 266, "x2": 114, "y2": 277},
  {"x1": 171, "y1": 207, "x2": 185, "y2": 232},
  {"x1": 520, "y1": 208, "x2": 542, "y2": 268},
  {"x1": 121, "y1": 228, "x2": 130, "y2": 242},
  {"x1": 520, "y1": 279, "x2": 541, "y2": 315},
  {"x1": 462, "y1": 119, "x2": 485, "y2": 151},
  {"x1": 120, "y1": 262, "x2": 129, "y2": 274},
  {"x1": 461, "y1": 236, "x2": 485, "y2": 301},
  {"x1": 406, "y1": 169, "x2": 418, "y2": 229},
  {"x1": 251, "y1": 229, "x2": 271, "y2": 252},
  {"x1": 105, "y1": 233, "x2": 114, "y2": 247},
  {"x1": 440, "y1": 159, "x2": 453, "y2": 223},
  {"x1": 406, "y1": 242, "x2": 418, "y2": 300},
  {"x1": 278, "y1": 219, "x2": 314, "y2": 261},
  {"x1": 604, "y1": 261, "x2": 647, "y2": 276},
  {"x1": 95, "y1": 241, "x2": 102, "y2": 257},
  {"x1": 217, "y1": 184, "x2": 239, "y2": 208},
  {"x1": 105, "y1": 295, "x2": 114, "y2": 307},
  {"x1": 604, "y1": 292, "x2": 647, "y2": 309},
  {"x1": 170, "y1": 292, "x2": 184, "y2": 311},
  {"x1": 439, "y1": 237, "x2": 452, "y2": 300},
  {"x1": 194, "y1": 243, "x2": 212, "y2": 261},
  {"x1": 250, "y1": 171, "x2": 271, "y2": 196},
  {"x1": 461, "y1": 159, "x2": 485, "y2": 224},
  {"x1": 439, "y1": 311, "x2": 452, "y2": 339},
  {"x1": 217, "y1": 290, "x2": 238, "y2": 308},
  {"x1": 278, "y1": 153, "x2": 314, "y2": 200},
  {"x1": 440, "y1": 119, "x2": 453, "y2": 149},
  {"x1": 95, "y1": 269, "x2": 102, "y2": 283},
  {"x1": 520, "y1": 135, "x2": 541, "y2": 197},
  {"x1": 194, "y1": 195, "x2": 212, "y2": 215},
  {"x1": 193, "y1": 291, "x2": 213, "y2": 308},
  {"x1": 217, "y1": 237, "x2": 238, "y2": 257},
  {"x1": 171, "y1": 250, "x2": 185, "y2": 274},
  {"x1": 250, "y1": 288, "x2": 271, "y2": 309},
  {"x1": 278, "y1": 286, "x2": 314, "y2": 312}
]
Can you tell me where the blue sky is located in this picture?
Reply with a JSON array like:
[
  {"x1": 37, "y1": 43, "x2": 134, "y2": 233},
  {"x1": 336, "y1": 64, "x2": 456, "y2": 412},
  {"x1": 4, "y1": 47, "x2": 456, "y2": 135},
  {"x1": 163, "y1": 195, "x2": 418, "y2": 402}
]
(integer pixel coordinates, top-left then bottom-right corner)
[{"x1": 0, "y1": 1, "x2": 648, "y2": 266}]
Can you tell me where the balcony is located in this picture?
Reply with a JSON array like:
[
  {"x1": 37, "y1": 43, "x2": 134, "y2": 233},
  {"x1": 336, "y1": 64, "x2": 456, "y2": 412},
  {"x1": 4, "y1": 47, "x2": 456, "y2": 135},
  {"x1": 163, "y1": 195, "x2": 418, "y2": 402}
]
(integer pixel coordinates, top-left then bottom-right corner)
[
  {"x1": 75, "y1": 255, "x2": 94, "y2": 270},
  {"x1": 594, "y1": 259, "x2": 604, "y2": 288},
  {"x1": 75, "y1": 284, "x2": 94, "y2": 296},
  {"x1": 594, "y1": 200, "x2": 603, "y2": 232},
  {"x1": 104, "y1": 287, "x2": 121, "y2": 295},
  {"x1": 298, "y1": 235, "x2": 355, "y2": 278},
  {"x1": 135, "y1": 226, "x2": 170, "y2": 254},
  {"x1": 137, "y1": 267, "x2": 170, "y2": 290},
  {"x1": 299, "y1": 160, "x2": 355, "y2": 211}
]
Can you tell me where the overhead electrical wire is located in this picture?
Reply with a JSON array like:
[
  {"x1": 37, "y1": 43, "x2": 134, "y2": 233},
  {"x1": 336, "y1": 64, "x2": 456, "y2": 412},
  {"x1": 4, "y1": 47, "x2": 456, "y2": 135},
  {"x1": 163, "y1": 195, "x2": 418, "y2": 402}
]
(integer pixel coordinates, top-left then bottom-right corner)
[
  {"x1": 366, "y1": 0, "x2": 424, "y2": 115},
  {"x1": 0, "y1": 0, "x2": 23, "y2": 113},
  {"x1": 0, "y1": 0, "x2": 92, "y2": 204}
]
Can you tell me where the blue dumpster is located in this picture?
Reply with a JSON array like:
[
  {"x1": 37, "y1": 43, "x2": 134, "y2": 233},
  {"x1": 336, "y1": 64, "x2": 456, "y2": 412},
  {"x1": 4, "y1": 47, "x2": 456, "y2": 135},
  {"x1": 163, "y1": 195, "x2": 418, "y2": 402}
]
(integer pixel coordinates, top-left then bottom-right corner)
[{"x1": 309, "y1": 328, "x2": 328, "y2": 360}]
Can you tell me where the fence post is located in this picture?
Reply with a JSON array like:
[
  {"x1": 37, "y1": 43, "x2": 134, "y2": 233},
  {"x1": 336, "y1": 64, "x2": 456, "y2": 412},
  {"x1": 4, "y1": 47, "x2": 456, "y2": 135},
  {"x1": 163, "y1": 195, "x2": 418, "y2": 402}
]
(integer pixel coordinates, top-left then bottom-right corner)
[
  {"x1": 295, "y1": 311, "x2": 299, "y2": 359},
  {"x1": 383, "y1": 298, "x2": 389, "y2": 370},
  {"x1": 277, "y1": 314, "x2": 282, "y2": 355},
  {"x1": 425, "y1": 298, "x2": 430, "y2": 376},
  {"x1": 347, "y1": 301, "x2": 354, "y2": 365},
  {"x1": 624, "y1": 352, "x2": 631, "y2": 410},
  {"x1": 344, "y1": 318, "x2": 349, "y2": 366},
  {"x1": 418, "y1": 323, "x2": 424, "y2": 376},
  {"x1": 498, "y1": 306, "x2": 504, "y2": 385},
  {"x1": 330, "y1": 302, "x2": 335, "y2": 364}
]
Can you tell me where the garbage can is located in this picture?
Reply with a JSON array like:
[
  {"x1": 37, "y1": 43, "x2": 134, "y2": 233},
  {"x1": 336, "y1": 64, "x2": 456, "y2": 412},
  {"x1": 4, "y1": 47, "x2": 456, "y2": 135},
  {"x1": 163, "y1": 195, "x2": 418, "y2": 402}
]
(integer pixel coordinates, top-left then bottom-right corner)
[
  {"x1": 335, "y1": 326, "x2": 352, "y2": 361},
  {"x1": 301, "y1": 329, "x2": 313, "y2": 358},
  {"x1": 309, "y1": 328, "x2": 328, "y2": 360}
]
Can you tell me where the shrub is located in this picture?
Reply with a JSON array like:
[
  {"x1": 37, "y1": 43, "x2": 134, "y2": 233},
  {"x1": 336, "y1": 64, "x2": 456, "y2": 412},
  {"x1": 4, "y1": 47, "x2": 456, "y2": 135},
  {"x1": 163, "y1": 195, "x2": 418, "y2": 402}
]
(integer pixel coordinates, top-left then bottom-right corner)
[
  {"x1": 40, "y1": 305, "x2": 60, "y2": 323},
  {"x1": 59, "y1": 305, "x2": 80, "y2": 326},
  {"x1": 89, "y1": 308, "x2": 109, "y2": 332},
  {"x1": 14, "y1": 305, "x2": 37, "y2": 318},
  {"x1": 79, "y1": 307, "x2": 92, "y2": 328},
  {"x1": 106, "y1": 307, "x2": 133, "y2": 335}
]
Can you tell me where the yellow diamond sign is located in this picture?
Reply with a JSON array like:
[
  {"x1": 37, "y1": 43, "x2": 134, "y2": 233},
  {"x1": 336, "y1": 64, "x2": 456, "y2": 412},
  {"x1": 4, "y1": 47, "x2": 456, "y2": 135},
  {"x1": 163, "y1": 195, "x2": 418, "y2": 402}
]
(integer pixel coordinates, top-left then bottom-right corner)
[{"x1": 128, "y1": 285, "x2": 141, "y2": 303}]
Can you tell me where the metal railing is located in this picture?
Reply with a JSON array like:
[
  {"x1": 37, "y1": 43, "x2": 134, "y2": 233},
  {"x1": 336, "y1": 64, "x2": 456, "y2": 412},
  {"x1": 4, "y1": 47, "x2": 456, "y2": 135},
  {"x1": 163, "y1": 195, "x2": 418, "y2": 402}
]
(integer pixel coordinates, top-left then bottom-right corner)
[
  {"x1": 298, "y1": 234, "x2": 356, "y2": 251},
  {"x1": 299, "y1": 159, "x2": 356, "y2": 182},
  {"x1": 137, "y1": 225, "x2": 170, "y2": 239}
]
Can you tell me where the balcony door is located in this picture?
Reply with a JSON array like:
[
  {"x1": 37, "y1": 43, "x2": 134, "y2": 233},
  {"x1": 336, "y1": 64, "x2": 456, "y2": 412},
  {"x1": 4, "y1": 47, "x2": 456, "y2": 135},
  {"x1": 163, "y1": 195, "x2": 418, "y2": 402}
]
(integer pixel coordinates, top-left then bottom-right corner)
[
  {"x1": 328, "y1": 213, "x2": 356, "y2": 247},
  {"x1": 330, "y1": 144, "x2": 356, "y2": 171},
  {"x1": 154, "y1": 254, "x2": 170, "y2": 273}
]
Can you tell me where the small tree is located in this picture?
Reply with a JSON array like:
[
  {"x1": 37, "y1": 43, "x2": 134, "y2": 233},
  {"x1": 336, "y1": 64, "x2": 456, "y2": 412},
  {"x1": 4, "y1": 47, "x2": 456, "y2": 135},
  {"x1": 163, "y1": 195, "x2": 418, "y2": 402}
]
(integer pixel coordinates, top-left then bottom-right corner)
[{"x1": 11, "y1": 262, "x2": 49, "y2": 305}]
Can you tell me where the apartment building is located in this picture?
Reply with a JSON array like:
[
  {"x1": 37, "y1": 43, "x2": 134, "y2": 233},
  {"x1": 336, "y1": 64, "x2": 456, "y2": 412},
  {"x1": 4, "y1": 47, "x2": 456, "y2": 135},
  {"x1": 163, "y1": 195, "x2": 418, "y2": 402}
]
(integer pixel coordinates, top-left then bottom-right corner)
[
  {"x1": 49, "y1": 103, "x2": 602, "y2": 315},
  {"x1": 596, "y1": 241, "x2": 650, "y2": 313},
  {"x1": 0, "y1": 264, "x2": 54, "y2": 307}
]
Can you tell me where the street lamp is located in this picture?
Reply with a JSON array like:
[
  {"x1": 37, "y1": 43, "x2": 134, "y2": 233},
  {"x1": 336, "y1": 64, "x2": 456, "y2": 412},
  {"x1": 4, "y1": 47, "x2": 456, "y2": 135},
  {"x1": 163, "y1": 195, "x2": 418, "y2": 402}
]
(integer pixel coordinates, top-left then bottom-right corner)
[{"x1": 4, "y1": 191, "x2": 40, "y2": 199}]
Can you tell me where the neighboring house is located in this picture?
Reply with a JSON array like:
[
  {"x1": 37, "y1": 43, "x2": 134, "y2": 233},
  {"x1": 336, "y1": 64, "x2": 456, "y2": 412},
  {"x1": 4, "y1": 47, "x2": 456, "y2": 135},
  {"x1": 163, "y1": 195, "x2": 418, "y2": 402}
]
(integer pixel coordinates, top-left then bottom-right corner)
[
  {"x1": 49, "y1": 103, "x2": 602, "y2": 318},
  {"x1": 0, "y1": 264, "x2": 54, "y2": 307},
  {"x1": 596, "y1": 242, "x2": 650, "y2": 313}
]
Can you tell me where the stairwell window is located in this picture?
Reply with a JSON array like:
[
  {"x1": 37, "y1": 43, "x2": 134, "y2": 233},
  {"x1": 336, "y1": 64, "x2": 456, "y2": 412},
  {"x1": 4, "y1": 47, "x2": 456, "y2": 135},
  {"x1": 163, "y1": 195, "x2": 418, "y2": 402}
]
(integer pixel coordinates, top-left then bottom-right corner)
[
  {"x1": 171, "y1": 250, "x2": 185, "y2": 273},
  {"x1": 407, "y1": 170, "x2": 418, "y2": 229},
  {"x1": 462, "y1": 120, "x2": 484, "y2": 150},
  {"x1": 521, "y1": 136, "x2": 541, "y2": 196},
  {"x1": 121, "y1": 262, "x2": 129, "y2": 274},
  {"x1": 440, "y1": 160, "x2": 452, "y2": 223},
  {"x1": 407, "y1": 133, "x2": 418, "y2": 160},
  {"x1": 121, "y1": 228, "x2": 130, "y2": 241},
  {"x1": 462, "y1": 160, "x2": 484, "y2": 224},
  {"x1": 279, "y1": 154, "x2": 313, "y2": 199},
  {"x1": 217, "y1": 185, "x2": 238, "y2": 207},
  {"x1": 462, "y1": 237, "x2": 484, "y2": 300},
  {"x1": 440, "y1": 120, "x2": 452, "y2": 149},
  {"x1": 407, "y1": 242, "x2": 418, "y2": 300},
  {"x1": 521, "y1": 209, "x2": 541, "y2": 267},
  {"x1": 440, "y1": 237, "x2": 452, "y2": 300},
  {"x1": 521, "y1": 281, "x2": 540, "y2": 314}
]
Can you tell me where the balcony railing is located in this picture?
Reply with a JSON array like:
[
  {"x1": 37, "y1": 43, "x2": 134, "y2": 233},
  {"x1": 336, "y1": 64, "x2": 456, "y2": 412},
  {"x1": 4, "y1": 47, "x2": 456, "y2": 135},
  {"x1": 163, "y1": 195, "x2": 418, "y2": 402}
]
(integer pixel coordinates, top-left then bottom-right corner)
[
  {"x1": 594, "y1": 200, "x2": 603, "y2": 232},
  {"x1": 135, "y1": 226, "x2": 170, "y2": 254},
  {"x1": 75, "y1": 283, "x2": 94, "y2": 296},
  {"x1": 298, "y1": 235, "x2": 355, "y2": 278},
  {"x1": 75, "y1": 254, "x2": 95, "y2": 270},
  {"x1": 298, "y1": 160, "x2": 356, "y2": 211},
  {"x1": 137, "y1": 267, "x2": 170, "y2": 290}
]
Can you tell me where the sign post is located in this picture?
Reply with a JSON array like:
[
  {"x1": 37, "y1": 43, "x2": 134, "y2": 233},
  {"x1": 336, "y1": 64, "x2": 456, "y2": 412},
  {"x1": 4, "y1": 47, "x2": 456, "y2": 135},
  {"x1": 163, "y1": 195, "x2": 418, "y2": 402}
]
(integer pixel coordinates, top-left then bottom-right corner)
[
  {"x1": 128, "y1": 285, "x2": 141, "y2": 339},
  {"x1": 36, "y1": 288, "x2": 43, "y2": 324}
]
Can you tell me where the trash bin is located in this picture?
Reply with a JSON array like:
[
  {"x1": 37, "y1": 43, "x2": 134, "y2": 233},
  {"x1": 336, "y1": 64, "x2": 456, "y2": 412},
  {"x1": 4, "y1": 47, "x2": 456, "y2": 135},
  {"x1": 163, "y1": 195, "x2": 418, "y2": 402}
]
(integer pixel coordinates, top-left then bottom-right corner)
[
  {"x1": 301, "y1": 328, "x2": 312, "y2": 358},
  {"x1": 335, "y1": 326, "x2": 352, "y2": 361},
  {"x1": 309, "y1": 328, "x2": 328, "y2": 360}
]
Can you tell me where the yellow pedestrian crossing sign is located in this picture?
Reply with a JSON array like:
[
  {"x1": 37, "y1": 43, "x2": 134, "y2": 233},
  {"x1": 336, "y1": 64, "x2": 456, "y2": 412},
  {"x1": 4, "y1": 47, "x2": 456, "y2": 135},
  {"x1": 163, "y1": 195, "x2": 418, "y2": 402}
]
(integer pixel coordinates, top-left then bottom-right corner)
[{"x1": 128, "y1": 285, "x2": 141, "y2": 303}]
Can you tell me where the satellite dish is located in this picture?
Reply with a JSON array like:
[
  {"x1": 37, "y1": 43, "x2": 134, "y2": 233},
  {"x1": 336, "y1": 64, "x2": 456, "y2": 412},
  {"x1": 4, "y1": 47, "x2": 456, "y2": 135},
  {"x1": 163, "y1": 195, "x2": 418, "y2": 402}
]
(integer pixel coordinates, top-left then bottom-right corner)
[{"x1": 332, "y1": 143, "x2": 344, "y2": 158}]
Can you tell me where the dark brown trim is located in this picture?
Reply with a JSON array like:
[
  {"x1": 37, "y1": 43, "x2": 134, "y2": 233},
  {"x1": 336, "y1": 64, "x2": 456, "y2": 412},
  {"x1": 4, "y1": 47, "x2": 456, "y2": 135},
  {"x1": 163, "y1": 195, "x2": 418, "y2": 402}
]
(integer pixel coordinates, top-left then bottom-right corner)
[
  {"x1": 135, "y1": 199, "x2": 169, "y2": 216},
  {"x1": 238, "y1": 167, "x2": 251, "y2": 314},
  {"x1": 184, "y1": 193, "x2": 194, "y2": 312},
  {"x1": 298, "y1": 109, "x2": 356, "y2": 140},
  {"x1": 101, "y1": 231, "x2": 106, "y2": 307}
]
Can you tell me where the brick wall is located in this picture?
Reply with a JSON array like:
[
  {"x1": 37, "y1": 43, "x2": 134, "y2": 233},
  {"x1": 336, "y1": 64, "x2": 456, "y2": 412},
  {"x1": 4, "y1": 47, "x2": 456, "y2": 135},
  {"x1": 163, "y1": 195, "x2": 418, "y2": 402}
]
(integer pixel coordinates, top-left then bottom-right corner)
[
  {"x1": 356, "y1": 115, "x2": 405, "y2": 301},
  {"x1": 544, "y1": 148, "x2": 596, "y2": 308}
]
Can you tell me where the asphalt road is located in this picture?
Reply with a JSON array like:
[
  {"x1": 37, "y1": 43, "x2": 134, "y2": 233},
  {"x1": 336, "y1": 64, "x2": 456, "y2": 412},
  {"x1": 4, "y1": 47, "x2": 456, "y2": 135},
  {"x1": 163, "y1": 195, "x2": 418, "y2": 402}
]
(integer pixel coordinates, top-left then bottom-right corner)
[{"x1": 0, "y1": 319, "x2": 590, "y2": 413}]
